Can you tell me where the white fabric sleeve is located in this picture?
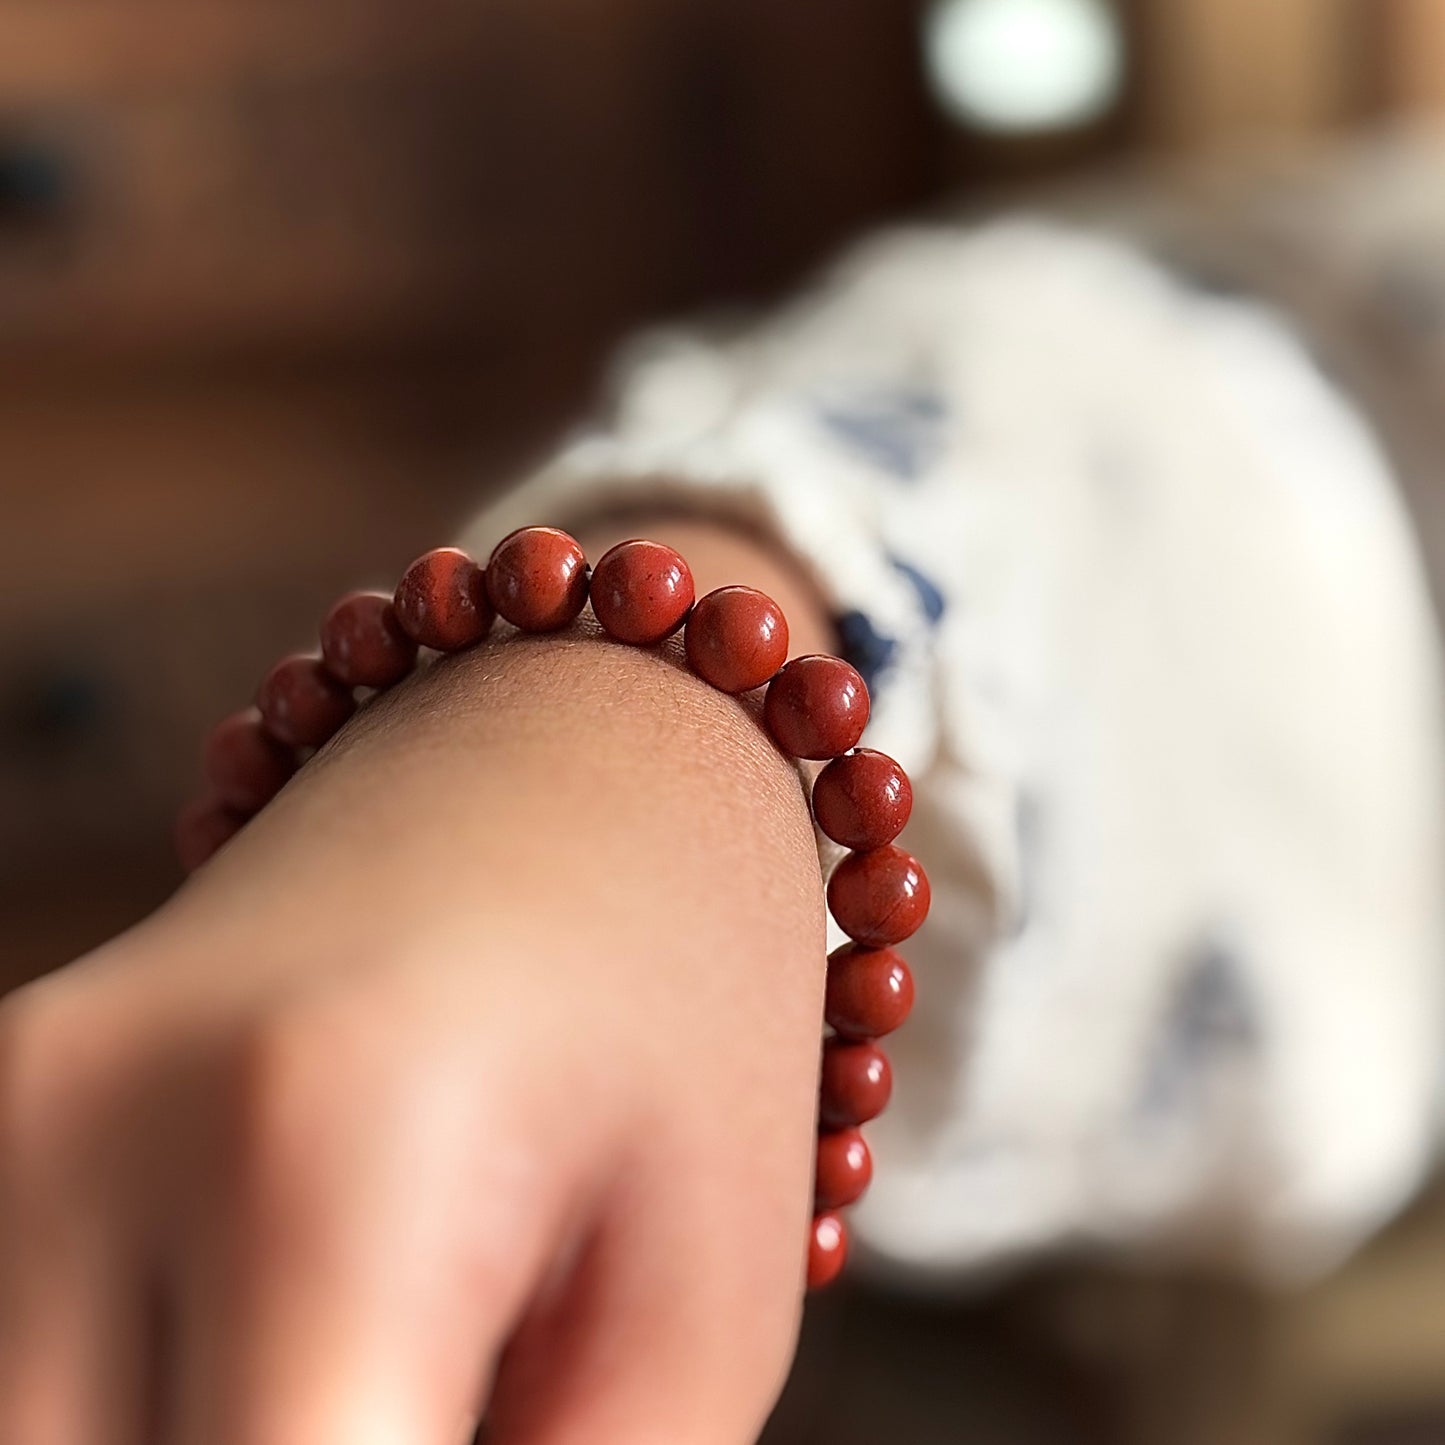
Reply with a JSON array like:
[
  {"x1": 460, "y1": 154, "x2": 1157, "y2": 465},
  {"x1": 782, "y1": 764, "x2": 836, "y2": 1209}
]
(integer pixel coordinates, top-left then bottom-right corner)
[{"x1": 461, "y1": 220, "x2": 1445, "y2": 1283}]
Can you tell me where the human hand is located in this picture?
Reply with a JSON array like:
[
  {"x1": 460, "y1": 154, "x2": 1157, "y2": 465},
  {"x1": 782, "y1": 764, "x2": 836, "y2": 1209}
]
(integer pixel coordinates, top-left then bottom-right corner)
[{"x1": 0, "y1": 528, "x2": 831, "y2": 1445}]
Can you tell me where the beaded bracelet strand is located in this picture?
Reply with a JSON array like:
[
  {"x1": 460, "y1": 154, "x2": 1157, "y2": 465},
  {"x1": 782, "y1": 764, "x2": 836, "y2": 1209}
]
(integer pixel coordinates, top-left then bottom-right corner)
[{"x1": 177, "y1": 526, "x2": 930, "y2": 1291}]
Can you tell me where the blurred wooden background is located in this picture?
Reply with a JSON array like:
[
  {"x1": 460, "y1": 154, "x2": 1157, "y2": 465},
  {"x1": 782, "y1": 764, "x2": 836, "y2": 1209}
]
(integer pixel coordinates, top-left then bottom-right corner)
[
  {"x1": 0, "y1": 0, "x2": 1442, "y2": 969},
  {"x1": 1138, "y1": 0, "x2": 1445, "y2": 148}
]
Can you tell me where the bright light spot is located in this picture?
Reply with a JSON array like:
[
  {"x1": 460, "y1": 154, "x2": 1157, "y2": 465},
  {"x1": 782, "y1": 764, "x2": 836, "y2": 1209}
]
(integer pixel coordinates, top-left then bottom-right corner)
[{"x1": 923, "y1": 0, "x2": 1125, "y2": 135}]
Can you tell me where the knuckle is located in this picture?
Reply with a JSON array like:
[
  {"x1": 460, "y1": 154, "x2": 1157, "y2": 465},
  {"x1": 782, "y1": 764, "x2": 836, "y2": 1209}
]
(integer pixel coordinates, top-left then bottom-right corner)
[
  {"x1": 222, "y1": 1007, "x2": 364, "y2": 1221},
  {"x1": 736, "y1": 1292, "x2": 804, "y2": 1431},
  {"x1": 648, "y1": 1217, "x2": 803, "y2": 1441},
  {"x1": 0, "y1": 989, "x2": 80, "y2": 1188},
  {"x1": 707, "y1": 1239, "x2": 806, "y2": 1434}
]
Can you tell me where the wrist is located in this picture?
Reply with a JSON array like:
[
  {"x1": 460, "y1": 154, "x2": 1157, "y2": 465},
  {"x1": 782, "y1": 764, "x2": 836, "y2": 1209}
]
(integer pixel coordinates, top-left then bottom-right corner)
[
  {"x1": 166, "y1": 615, "x2": 827, "y2": 981},
  {"x1": 167, "y1": 520, "x2": 925, "y2": 1293}
]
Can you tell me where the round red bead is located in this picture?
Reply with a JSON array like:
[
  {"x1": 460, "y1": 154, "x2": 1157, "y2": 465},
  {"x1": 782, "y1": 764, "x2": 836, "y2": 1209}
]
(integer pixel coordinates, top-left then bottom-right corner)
[
  {"x1": 203, "y1": 710, "x2": 295, "y2": 813},
  {"x1": 819, "y1": 1039, "x2": 893, "y2": 1128},
  {"x1": 815, "y1": 1127, "x2": 873, "y2": 1210},
  {"x1": 589, "y1": 539, "x2": 695, "y2": 645},
  {"x1": 827, "y1": 845, "x2": 931, "y2": 947},
  {"x1": 807, "y1": 1212, "x2": 849, "y2": 1291},
  {"x1": 394, "y1": 547, "x2": 495, "y2": 651},
  {"x1": 812, "y1": 748, "x2": 912, "y2": 850},
  {"x1": 764, "y1": 655, "x2": 870, "y2": 760},
  {"x1": 825, "y1": 944, "x2": 915, "y2": 1040},
  {"x1": 320, "y1": 591, "x2": 418, "y2": 689},
  {"x1": 485, "y1": 526, "x2": 590, "y2": 632},
  {"x1": 684, "y1": 586, "x2": 790, "y2": 693},
  {"x1": 174, "y1": 795, "x2": 246, "y2": 873},
  {"x1": 257, "y1": 654, "x2": 356, "y2": 749}
]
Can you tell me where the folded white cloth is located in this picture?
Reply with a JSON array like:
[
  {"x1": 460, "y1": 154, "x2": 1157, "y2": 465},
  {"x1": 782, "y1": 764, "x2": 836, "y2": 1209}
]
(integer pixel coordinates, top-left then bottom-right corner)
[{"x1": 466, "y1": 219, "x2": 1445, "y2": 1282}]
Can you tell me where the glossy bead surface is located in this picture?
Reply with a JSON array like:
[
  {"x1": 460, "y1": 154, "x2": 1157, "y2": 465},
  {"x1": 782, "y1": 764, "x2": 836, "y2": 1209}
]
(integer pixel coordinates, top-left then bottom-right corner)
[
  {"x1": 394, "y1": 547, "x2": 495, "y2": 651},
  {"x1": 590, "y1": 538, "x2": 695, "y2": 645},
  {"x1": 174, "y1": 795, "x2": 246, "y2": 873},
  {"x1": 764, "y1": 655, "x2": 870, "y2": 760},
  {"x1": 825, "y1": 944, "x2": 915, "y2": 1040},
  {"x1": 807, "y1": 1212, "x2": 849, "y2": 1291},
  {"x1": 815, "y1": 1127, "x2": 873, "y2": 1210},
  {"x1": 819, "y1": 1039, "x2": 893, "y2": 1128},
  {"x1": 203, "y1": 710, "x2": 295, "y2": 813},
  {"x1": 485, "y1": 526, "x2": 590, "y2": 632},
  {"x1": 827, "y1": 845, "x2": 931, "y2": 947},
  {"x1": 320, "y1": 591, "x2": 418, "y2": 689},
  {"x1": 812, "y1": 748, "x2": 912, "y2": 850},
  {"x1": 257, "y1": 654, "x2": 356, "y2": 749},
  {"x1": 684, "y1": 586, "x2": 789, "y2": 693}
]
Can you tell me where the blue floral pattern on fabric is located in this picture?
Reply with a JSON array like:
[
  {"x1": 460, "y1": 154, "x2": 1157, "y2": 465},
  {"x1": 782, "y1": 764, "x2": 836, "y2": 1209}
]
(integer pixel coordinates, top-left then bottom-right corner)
[
  {"x1": 815, "y1": 388, "x2": 947, "y2": 482},
  {"x1": 832, "y1": 558, "x2": 942, "y2": 697},
  {"x1": 890, "y1": 555, "x2": 947, "y2": 625},
  {"x1": 1137, "y1": 935, "x2": 1260, "y2": 1121},
  {"x1": 835, "y1": 610, "x2": 899, "y2": 695}
]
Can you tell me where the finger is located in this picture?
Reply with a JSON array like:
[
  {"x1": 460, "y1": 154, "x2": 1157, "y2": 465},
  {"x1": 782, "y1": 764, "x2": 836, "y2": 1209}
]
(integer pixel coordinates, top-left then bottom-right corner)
[
  {"x1": 0, "y1": 1227, "x2": 154, "y2": 1445},
  {"x1": 0, "y1": 1001, "x2": 153, "y2": 1445},
  {"x1": 486, "y1": 1140, "x2": 804, "y2": 1445},
  {"x1": 162, "y1": 1019, "x2": 582, "y2": 1445}
]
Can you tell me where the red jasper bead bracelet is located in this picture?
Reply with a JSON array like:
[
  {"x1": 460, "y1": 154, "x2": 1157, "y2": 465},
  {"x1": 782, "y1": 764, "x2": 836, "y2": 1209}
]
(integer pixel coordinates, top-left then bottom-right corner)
[{"x1": 178, "y1": 526, "x2": 930, "y2": 1292}]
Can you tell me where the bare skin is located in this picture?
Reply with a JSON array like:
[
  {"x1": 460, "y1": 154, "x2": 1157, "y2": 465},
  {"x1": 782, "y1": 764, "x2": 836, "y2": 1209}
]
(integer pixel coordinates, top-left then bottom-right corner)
[{"x1": 0, "y1": 518, "x2": 834, "y2": 1444}]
